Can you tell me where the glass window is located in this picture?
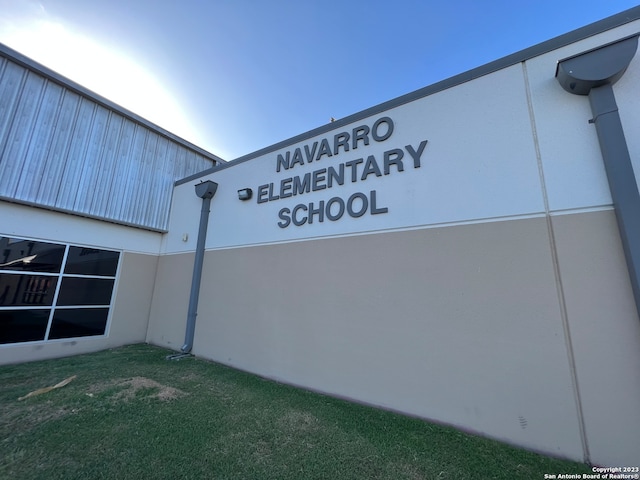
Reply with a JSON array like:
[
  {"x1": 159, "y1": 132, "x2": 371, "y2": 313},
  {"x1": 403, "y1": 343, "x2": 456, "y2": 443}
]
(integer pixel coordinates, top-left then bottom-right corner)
[
  {"x1": 0, "y1": 309, "x2": 50, "y2": 344},
  {"x1": 0, "y1": 274, "x2": 58, "y2": 307},
  {"x1": 64, "y1": 246, "x2": 119, "y2": 276},
  {"x1": 0, "y1": 236, "x2": 119, "y2": 344},
  {"x1": 48, "y1": 308, "x2": 109, "y2": 339},
  {"x1": 0, "y1": 237, "x2": 65, "y2": 273},
  {"x1": 56, "y1": 278, "x2": 115, "y2": 306}
]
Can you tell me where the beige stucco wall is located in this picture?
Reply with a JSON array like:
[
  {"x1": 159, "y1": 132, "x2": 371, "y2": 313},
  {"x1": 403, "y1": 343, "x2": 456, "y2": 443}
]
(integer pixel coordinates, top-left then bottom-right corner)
[
  {"x1": 551, "y1": 210, "x2": 640, "y2": 466},
  {"x1": 108, "y1": 252, "x2": 159, "y2": 345},
  {"x1": 0, "y1": 252, "x2": 158, "y2": 365},
  {"x1": 146, "y1": 252, "x2": 194, "y2": 350},
  {"x1": 152, "y1": 216, "x2": 584, "y2": 459}
]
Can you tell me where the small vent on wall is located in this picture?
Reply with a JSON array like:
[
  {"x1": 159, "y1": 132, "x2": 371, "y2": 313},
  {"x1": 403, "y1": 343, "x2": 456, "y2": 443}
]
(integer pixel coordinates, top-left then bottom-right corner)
[{"x1": 518, "y1": 416, "x2": 528, "y2": 429}]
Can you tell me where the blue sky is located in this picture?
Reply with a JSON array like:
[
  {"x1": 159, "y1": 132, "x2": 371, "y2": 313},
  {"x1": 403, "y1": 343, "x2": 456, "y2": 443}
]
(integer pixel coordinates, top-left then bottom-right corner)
[{"x1": 1, "y1": 1, "x2": 638, "y2": 160}]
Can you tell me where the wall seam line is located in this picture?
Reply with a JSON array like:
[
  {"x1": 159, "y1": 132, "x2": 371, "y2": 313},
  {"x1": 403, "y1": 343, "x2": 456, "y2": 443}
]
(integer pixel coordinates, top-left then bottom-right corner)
[{"x1": 522, "y1": 60, "x2": 591, "y2": 463}]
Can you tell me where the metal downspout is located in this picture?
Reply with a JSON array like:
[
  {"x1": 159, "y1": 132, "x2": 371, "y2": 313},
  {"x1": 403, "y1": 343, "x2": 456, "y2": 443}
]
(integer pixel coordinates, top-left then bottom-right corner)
[
  {"x1": 588, "y1": 84, "x2": 640, "y2": 316},
  {"x1": 181, "y1": 180, "x2": 218, "y2": 354},
  {"x1": 556, "y1": 34, "x2": 640, "y2": 318}
]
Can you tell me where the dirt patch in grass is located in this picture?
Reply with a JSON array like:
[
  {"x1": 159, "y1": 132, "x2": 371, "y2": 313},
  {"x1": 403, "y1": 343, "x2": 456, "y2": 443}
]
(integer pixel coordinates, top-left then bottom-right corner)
[{"x1": 90, "y1": 376, "x2": 187, "y2": 402}]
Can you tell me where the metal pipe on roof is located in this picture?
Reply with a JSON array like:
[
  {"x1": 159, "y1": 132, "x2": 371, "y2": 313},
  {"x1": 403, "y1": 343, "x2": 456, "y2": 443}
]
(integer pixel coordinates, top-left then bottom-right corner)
[{"x1": 181, "y1": 180, "x2": 218, "y2": 354}]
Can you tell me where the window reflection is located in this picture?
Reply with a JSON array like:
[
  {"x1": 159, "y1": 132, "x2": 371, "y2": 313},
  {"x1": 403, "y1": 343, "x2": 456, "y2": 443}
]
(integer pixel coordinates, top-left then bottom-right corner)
[
  {"x1": 0, "y1": 237, "x2": 65, "y2": 273},
  {"x1": 0, "y1": 237, "x2": 120, "y2": 344},
  {"x1": 64, "y1": 247, "x2": 119, "y2": 276},
  {"x1": 49, "y1": 308, "x2": 109, "y2": 339},
  {"x1": 0, "y1": 274, "x2": 57, "y2": 306},
  {"x1": 0, "y1": 309, "x2": 49, "y2": 344},
  {"x1": 57, "y1": 277, "x2": 115, "y2": 306}
]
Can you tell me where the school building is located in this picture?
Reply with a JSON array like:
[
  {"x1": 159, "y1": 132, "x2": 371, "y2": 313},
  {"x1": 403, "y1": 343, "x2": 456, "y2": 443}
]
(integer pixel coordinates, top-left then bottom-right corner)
[{"x1": 1, "y1": 7, "x2": 640, "y2": 467}]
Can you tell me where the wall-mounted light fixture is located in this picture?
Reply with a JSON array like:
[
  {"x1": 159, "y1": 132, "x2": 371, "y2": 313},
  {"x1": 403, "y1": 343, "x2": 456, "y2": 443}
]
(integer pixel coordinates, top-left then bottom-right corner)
[{"x1": 238, "y1": 188, "x2": 252, "y2": 201}]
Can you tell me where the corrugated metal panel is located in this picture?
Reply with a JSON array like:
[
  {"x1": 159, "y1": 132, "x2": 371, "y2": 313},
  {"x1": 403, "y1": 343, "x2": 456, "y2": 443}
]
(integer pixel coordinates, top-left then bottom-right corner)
[
  {"x1": 35, "y1": 90, "x2": 83, "y2": 206},
  {"x1": 0, "y1": 51, "x2": 219, "y2": 231}
]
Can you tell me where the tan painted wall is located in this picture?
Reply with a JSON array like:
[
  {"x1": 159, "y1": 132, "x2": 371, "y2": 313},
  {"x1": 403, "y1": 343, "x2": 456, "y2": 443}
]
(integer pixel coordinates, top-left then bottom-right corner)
[
  {"x1": 109, "y1": 252, "x2": 159, "y2": 345},
  {"x1": 154, "y1": 216, "x2": 587, "y2": 460},
  {"x1": 551, "y1": 210, "x2": 640, "y2": 466},
  {"x1": 146, "y1": 252, "x2": 194, "y2": 350},
  {"x1": 0, "y1": 252, "x2": 158, "y2": 365}
]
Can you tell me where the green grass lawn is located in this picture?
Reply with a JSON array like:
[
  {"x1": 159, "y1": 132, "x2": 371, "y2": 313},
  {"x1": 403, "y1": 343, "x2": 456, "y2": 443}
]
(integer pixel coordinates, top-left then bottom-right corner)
[{"x1": 0, "y1": 344, "x2": 590, "y2": 480}]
